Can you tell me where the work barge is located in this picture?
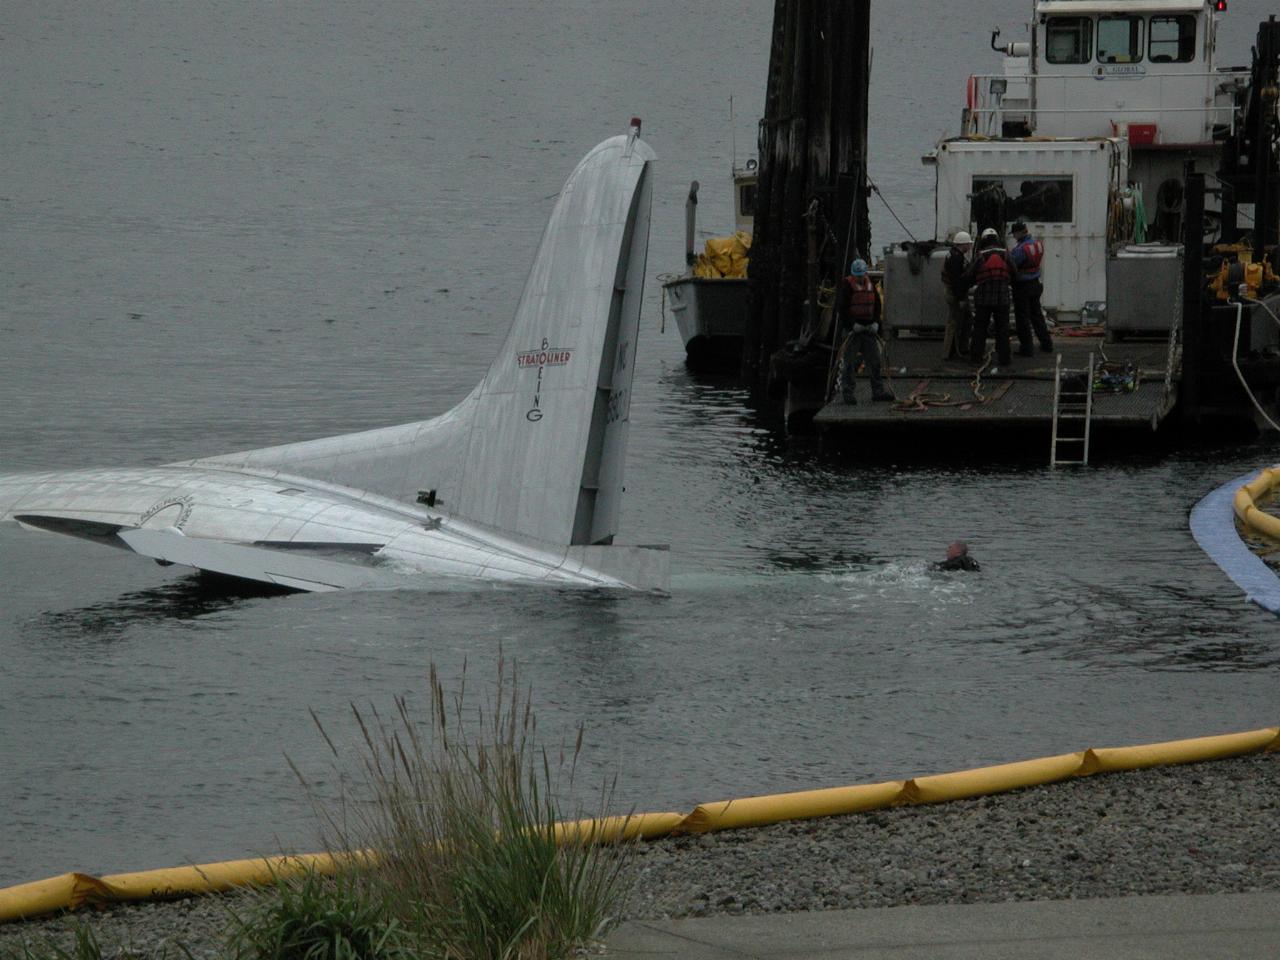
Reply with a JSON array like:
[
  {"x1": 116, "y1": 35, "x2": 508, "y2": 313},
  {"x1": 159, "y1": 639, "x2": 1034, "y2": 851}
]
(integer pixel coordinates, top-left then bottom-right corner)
[
  {"x1": 812, "y1": 338, "x2": 1176, "y2": 435},
  {"x1": 738, "y1": 0, "x2": 1280, "y2": 461}
]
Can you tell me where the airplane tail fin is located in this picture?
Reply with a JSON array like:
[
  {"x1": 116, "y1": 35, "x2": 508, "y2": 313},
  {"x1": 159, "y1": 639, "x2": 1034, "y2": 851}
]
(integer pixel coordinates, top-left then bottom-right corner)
[
  {"x1": 190, "y1": 124, "x2": 656, "y2": 549},
  {"x1": 450, "y1": 124, "x2": 655, "y2": 546}
]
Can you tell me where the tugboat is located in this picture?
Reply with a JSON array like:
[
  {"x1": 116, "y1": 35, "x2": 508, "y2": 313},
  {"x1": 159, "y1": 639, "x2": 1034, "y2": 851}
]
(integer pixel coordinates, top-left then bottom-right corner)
[
  {"x1": 810, "y1": 0, "x2": 1280, "y2": 460},
  {"x1": 661, "y1": 161, "x2": 758, "y2": 371}
]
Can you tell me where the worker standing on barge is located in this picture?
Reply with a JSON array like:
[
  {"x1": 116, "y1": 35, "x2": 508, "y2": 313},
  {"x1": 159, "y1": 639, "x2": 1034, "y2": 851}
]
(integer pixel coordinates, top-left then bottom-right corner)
[
  {"x1": 965, "y1": 228, "x2": 1014, "y2": 367},
  {"x1": 941, "y1": 230, "x2": 973, "y2": 361},
  {"x1": 1010, "y1": 221, "x2": 1054, "y2": 356},
  {"x1": 835, "y1": 259, "x2": 894, "y2": 405}
]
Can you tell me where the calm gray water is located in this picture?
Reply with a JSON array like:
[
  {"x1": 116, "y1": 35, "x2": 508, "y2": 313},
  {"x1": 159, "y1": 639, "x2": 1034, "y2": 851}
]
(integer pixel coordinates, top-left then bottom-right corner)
[{"x1": 2, "y1": 1, "x2": 1278, "y2": 886}]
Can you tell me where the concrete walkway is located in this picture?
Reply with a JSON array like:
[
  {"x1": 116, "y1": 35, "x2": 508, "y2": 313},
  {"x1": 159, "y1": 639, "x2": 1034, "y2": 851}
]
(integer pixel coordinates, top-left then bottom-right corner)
[{"x1": 605, "y1": 892, "x2": 1280, "y2": 959}]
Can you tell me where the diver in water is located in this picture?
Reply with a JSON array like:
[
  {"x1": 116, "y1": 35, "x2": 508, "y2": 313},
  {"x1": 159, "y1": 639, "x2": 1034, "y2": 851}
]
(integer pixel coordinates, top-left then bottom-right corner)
[{"x1": 934, "y1": 541, "x2": 979, "y2": 572}]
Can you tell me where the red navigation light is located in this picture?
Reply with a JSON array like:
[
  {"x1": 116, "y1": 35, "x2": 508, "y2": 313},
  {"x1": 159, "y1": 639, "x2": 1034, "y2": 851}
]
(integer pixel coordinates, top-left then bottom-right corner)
[{"x1": 1214, "y1": 0, "x2": 1227, "y2": 12}]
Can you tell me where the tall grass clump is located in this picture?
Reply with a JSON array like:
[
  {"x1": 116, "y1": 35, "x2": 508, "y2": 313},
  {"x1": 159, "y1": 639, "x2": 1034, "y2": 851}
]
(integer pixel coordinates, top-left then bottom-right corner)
[
  {"x1": 227, "y1": 867, "x2": 408, "y2": 960},
  {"x1": 300, "y1": 656, "x2": 636, "y2": 960}
]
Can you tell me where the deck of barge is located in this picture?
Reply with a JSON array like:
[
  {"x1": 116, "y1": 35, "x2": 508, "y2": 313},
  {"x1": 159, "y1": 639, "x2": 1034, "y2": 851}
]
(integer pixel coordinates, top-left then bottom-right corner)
[{"x1": 813, "y1": 334, "x2": 1180, "y2": 433}]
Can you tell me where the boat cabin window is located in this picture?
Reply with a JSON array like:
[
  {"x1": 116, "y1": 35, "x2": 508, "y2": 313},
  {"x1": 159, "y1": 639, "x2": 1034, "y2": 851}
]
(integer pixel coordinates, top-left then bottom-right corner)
[
  {"x1": 738, "y1": 182, "x2": 756, "y2": 219},
  {"x1": 1045, "y1": 17, "x2": 1092, "y2": 64},
  {"x1": 1097, "y1": 15, "x2": 1143, "y2": 64},
  {"x1": 971, "y1": 176, "x2": 1074, "y2": 225},
  {"x1": 1149, "y1": 15, "x2": 1196, "y2": 63}
]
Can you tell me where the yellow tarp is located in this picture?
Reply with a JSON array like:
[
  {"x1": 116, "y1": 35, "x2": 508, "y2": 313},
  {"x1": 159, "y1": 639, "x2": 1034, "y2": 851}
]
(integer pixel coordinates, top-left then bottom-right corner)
[
  {"x1": 692, "y1": 232, "x2": 751, "y2": 279},
  {"x1": 3, "y1": 726, "x2": 1278, "y2": 923}
]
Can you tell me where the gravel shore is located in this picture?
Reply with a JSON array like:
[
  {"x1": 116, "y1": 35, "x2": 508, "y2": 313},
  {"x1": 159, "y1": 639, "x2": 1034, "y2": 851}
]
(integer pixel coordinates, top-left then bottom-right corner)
[{"x1": 2, "y1": 753, "x2": 1276, "y2": 958}]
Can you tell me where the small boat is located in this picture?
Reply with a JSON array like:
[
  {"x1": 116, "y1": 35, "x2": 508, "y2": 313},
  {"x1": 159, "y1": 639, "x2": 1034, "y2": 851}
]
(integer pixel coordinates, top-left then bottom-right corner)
[{"x1": 662, "y1": 161, "x2": 757, "y2": 371}]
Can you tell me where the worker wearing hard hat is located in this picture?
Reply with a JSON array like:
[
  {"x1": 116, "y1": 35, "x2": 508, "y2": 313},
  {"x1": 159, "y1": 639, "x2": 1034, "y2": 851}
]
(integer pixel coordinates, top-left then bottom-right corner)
[
  {"x1": 941, "y1": 230, "x2": 973, "y2": 361},
  {"x1": 835, "y1": 258, "x2": 894, "y2": 405},
  {"x1": 963, "y1": 228, "x2": 1015, "y2": 368}
]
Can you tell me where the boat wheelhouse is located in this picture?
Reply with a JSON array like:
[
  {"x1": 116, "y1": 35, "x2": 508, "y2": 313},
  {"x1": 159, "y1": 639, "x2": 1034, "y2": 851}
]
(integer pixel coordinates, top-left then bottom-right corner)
[{"x1": 919, "y1": 0, "x2": 1251, "y2": 319}]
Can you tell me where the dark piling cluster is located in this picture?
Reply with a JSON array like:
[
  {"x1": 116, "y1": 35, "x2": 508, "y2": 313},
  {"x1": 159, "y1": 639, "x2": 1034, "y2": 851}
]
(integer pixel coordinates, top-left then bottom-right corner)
[{"x1": 743, "y1": 0, "x2": 873, "y2": 400}]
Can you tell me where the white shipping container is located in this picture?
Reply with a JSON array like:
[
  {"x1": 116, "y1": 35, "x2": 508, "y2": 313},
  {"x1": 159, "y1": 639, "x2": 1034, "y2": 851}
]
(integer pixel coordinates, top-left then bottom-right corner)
[{"x1": 931, "y1": 138, "x2": 1128, "y2": 318}]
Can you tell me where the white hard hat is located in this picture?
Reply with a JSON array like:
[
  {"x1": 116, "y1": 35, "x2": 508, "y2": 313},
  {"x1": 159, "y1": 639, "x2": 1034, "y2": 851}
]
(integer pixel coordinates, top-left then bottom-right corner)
[
  {"x1": 953, "y1": 230, "x2": 972, "y2": 244},
  {"x1": 980, "y1": 227, "x2": 999, "y2": 240}
]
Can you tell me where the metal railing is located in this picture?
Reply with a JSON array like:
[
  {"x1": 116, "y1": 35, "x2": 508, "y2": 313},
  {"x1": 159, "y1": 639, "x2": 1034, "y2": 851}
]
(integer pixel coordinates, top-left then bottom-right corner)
[{"x1": 962, "y1": 68, "x2": 1250, "y2": 139}]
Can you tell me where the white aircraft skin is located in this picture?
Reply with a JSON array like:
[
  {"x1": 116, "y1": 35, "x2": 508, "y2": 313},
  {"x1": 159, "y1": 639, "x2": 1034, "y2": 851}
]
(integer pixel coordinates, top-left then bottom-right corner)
[{"x1": 0, "y1": 124, "x2": 668, "y2": 594}]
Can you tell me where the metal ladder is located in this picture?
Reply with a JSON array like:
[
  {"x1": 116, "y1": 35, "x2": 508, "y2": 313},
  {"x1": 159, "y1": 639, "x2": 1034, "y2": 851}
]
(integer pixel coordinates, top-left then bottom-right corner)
[{"x1": 1050, "y1": 353, "x2": 1094, "y2": 467}]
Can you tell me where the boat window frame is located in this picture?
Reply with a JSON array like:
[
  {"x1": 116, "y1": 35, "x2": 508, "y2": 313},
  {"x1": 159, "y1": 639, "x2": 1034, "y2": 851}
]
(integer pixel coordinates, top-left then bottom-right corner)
[
  {"x1": 1096, "y1": 14, "x2": 1144, "y2": 65},
  {"x1": 1148, "y1": 14, "x2": 1197, "y2": 64},
  {"x1": 970, "y1": 174, "x2": 1076, "y2": 227},
  {"x1": 1044, "y1": 16, "x2": 1093, "y2": 65},
  {"x1": 737, "y1": 181, "x2": 757, "y2": 220}
]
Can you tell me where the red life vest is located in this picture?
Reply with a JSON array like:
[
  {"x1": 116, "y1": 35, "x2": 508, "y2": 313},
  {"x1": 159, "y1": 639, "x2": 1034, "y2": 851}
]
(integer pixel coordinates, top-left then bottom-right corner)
[
  {"x1": 845, "y1": 275, "x2": 876, "y2": 320},
  {"x1": 975, "y1": 249, "x2": 1012, "y2": 286},
  {"x1": 1014, "y1": 238, "x2": 1044, "y2": 279}
]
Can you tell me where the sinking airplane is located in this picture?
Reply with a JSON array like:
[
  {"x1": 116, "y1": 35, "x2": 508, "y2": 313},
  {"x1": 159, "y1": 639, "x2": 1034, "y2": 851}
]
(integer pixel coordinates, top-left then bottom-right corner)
[{"x1": 0, "y1": 122, "x2": 668, "y2": 593}]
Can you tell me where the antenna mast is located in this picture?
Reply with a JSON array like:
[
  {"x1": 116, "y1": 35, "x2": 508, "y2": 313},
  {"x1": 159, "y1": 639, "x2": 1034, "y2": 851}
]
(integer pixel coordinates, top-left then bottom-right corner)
[{"x1": 730, "y1": 94, "x2": 737, "y2": 171}]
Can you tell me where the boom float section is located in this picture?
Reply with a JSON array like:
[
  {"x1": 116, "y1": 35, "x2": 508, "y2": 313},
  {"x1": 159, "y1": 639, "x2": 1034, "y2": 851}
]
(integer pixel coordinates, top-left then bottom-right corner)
[{"x1": 2, "y1": 726, "x2": 1275, "y2": 923}]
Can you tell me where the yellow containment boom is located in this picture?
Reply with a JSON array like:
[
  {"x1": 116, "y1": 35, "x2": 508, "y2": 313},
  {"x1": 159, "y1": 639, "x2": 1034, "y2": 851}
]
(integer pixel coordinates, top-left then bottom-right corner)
[
  {"x1": 2, "y1": 726, "x2": 1276, "y2": 923},
  {"x1": 1234, "y1": 465, "x2": 1280, "y2": 540},
  {"x1": 0, "y1": 853, "x2": 342, "y2": 926},
  {"x1": 677, "y1": 727, "x2": 1278, "y2": 834}
]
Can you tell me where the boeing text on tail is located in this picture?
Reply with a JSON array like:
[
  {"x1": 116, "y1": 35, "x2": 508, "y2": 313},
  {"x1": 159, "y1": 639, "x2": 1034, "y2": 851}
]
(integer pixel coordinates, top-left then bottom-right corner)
[{"x1": 0, "y1": 123, "x2": 668, "y2": 593}]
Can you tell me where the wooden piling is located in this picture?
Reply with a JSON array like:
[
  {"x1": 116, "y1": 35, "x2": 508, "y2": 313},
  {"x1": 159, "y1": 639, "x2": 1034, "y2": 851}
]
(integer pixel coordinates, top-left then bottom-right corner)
[{"x1": 743, "y1": 0, "x2": 872, "y2": 401}]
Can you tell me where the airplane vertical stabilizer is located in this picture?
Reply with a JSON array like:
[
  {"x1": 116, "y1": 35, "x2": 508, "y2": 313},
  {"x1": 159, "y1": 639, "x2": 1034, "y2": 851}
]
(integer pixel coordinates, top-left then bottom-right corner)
[
  {"x1": 453, "y1": 127, "x2": 654, "y2": 546},
  {"x1": 187, "y1": 126, "x2": 656, "y2": 549}
]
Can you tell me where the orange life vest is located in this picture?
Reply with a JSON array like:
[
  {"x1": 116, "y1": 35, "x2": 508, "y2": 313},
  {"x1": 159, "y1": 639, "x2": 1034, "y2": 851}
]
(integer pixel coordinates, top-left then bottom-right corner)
[{"x1": 845, "y1": 275, "x2": 876, "y2": 321}]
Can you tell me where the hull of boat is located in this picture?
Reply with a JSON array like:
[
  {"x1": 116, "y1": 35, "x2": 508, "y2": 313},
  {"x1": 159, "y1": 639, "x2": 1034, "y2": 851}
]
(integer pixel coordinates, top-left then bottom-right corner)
[{"x1": 664, "y1": 276, "x2": 748, "y2": 371}]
